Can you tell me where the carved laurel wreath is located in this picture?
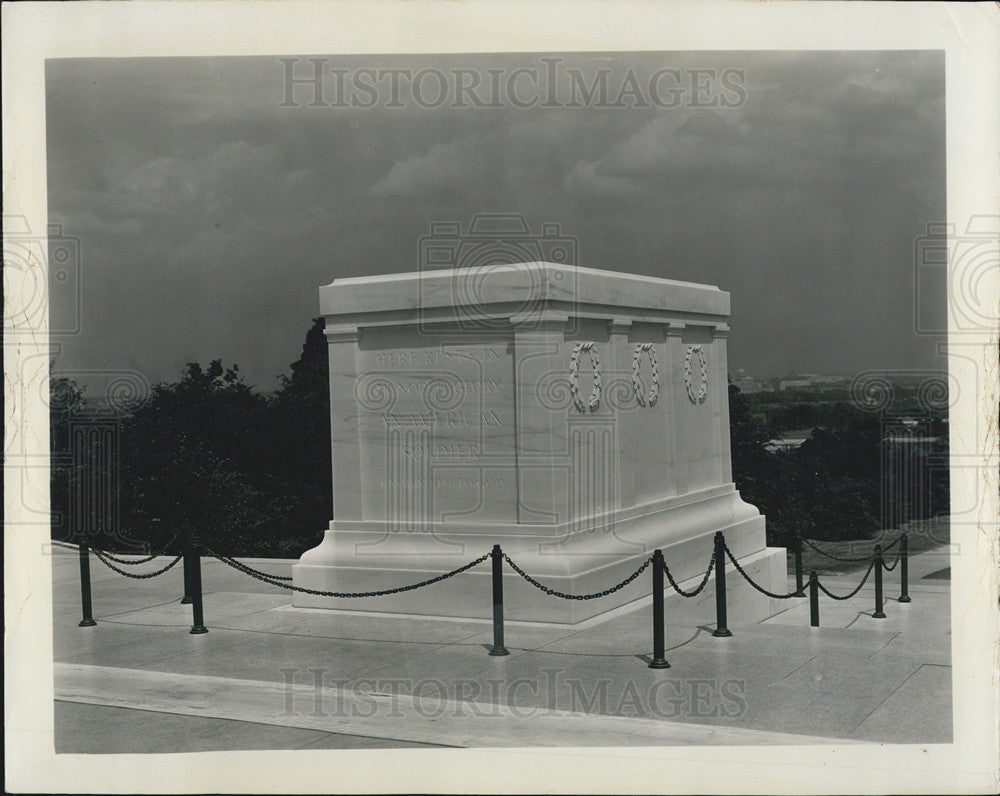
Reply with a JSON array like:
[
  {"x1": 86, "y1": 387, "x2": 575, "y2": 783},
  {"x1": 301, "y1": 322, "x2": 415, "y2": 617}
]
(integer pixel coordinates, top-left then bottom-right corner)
[
  {"x1": 684, "y1": 344, "x2": 709, "y2": 404},
  {"x1": 569, "y1": 341, "x2": 601, "y2": 413},
  {"x1": 631, "y1": 343, "x2": 659, "y2": 407}
]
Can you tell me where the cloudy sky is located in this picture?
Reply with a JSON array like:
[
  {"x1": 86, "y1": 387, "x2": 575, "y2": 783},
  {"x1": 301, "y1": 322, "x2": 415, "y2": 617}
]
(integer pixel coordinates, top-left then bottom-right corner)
[{"x1": 45, "y1": 50, "x2": 946, "y2": 393}]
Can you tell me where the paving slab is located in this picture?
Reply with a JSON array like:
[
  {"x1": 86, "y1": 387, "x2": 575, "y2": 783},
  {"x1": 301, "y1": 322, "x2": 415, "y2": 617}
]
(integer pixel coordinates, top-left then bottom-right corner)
[
  {"x1": 869, "y1": 632, "x2": 952, "y2": 666},
  {"x1": 132, "y1": 629, "x2": 429, "y2": 685},
  {"x1": 674, "y1": 621, "x2": 903, "y2": 661},
  {"x1": 849, "y1": 664, "x2": 953, "y2": 743},
  {"x1": 338, "y1": 642, "x2": 535, "y2": 699},
  {"x1": 731, "y1": 655, "x2": 923, "y2": 738},
  {"x1": 54, "y1": 701, "x2": 443, "y2": 752},
  {"x1": 56, "y1": 622, "x2": 226, "y2": 669},
  {"x1": 459, "y1": 621, "x2": 586, "y2": 653},
  {"x1": 429, "y1": 646, "x2": 819, "y2": 725},
  {"x1": 224, "y1": 605, "x2": 495, "y2": 644},
  {"x1": 99, "y1": 592, "x2": 294, "y2": 628},
  {"x1": 56, "y1": 664, "x2": 860, "y2": 748}
]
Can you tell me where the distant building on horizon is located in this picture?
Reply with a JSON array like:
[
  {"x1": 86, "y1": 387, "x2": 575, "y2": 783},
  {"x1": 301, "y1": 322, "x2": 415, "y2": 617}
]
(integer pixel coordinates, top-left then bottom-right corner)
[
  {"x1": 765, "y1": 427, "x2": 813, "y2": 452},
  {"x1": 732, "y1": 368, "x2": 773, "y2": 394},
  {"x1": 778, "y1": 373, "x2": 849, "y2": 391}
]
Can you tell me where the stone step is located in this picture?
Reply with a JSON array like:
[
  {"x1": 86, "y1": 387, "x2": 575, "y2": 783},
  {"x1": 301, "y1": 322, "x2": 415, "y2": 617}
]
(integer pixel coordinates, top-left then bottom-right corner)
[{"x1": 54, "y1": 662, "x2": 865, "y2": 748}]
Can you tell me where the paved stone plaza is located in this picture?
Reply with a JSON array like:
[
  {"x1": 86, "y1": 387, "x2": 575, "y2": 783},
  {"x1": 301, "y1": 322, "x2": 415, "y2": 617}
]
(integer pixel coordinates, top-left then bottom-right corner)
[{"x1": 52, "y1": 543, "x2": 952, "y2": 751}]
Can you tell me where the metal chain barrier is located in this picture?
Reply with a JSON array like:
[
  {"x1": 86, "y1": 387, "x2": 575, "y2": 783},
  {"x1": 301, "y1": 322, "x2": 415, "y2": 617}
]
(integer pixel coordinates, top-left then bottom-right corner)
[
  {"x1": 801, "y1": 534, "x2": 903, "y2": 564},
  {"x1": 93, "y1": 549, "x2": 183, "y2": 579},
  {"x1": 502, "y1": 553, "x2": 652, "y2": 600},
  {"x1": 816, "y1": 558, "x2": 876, "y2": 601},
  {"x1": 662, "y1": 551, "x2": 716, "y2": 598},
  {"x1": 801, "y1": 537, "x2": 875, "y2": 564},
  {"x1": 92, "y1": 534, "x2": 180, "y2": 566},
  {"x1": 200, "y1": 543, "x2": 489, "y2": 597},
  {"x1": 723, "y1": 542, "x2": 802, "y2": 599},
  {"x1": 208, "y1": 557, "x2": 292, "y2": 581},
  {"x1": 881, "y1": 548, "x2": 902, "y2": 571},
  {"x1": 79, "y1": 530, "x2": 905, "y2": 662}
]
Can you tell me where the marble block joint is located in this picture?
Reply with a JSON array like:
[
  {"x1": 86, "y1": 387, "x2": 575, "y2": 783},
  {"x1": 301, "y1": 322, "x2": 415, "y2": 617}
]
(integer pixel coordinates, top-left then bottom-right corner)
[{"x1": 293, "y1": 262, "x2": 786, "y2": 623}]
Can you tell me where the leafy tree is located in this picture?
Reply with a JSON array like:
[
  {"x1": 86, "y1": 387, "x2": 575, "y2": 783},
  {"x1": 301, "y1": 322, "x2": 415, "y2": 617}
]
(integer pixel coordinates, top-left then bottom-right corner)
[
  {"x1": 49, "y1": 368, "x2": 87, "y2": 544},
  {"x1": 119, "y1": 359, "x2": 273, "y2": 555},
  {"x1": 730, "y1": 383, "x2": 887, "y2": 545},
  {"x1": 264, "y1": 317, "x2": 331, "y2": 554},
  {"x1": 110, "y1": 321, "x2": 332, "y2": 557},
  {"x1": 728, "y1": 381, "x2": 775, "y2": 512}
]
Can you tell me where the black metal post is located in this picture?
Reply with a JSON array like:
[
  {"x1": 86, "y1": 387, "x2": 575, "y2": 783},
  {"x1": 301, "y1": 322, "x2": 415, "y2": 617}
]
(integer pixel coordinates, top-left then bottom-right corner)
[
  {"x1": 187, "y1": 536, "x2": 208, "y2": 634},
  {"x1": 488, "y1": 545, "x2": 509, "y2": 656},
  {"x1": 78, "y1": 540, "x2": 97, "y2": 627},
  {"x1": 898, "y1": 534, "x2": 911, "y2": 603},
  {"x1": 181, "y1": 526, "x2": 193, "y2": 604},
  {"x1": 809, "y1": 571, "x2": 819, "y2": 627},
  {"x1": 793, "y1": 534, "x2": 805, "y2": 597},
  {"x1": 649, "y1": 550, "x2": 670, "y2": 669},
  {"x1": 873, "y1": 544, "x2": 886, "y2": 618},
  {"x1": 712, "y1": 531, "x2": 732, "y2": 637}
]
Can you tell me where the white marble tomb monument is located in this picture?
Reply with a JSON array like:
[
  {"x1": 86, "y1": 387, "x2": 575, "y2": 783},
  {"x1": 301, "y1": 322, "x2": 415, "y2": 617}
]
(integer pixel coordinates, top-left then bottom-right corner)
[{"x1": 293, "y1": 262, "x2": 787, "y2": 623}]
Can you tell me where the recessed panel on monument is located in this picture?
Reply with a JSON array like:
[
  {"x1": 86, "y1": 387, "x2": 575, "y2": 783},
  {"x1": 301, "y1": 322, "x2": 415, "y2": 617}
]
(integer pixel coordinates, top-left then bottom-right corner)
[
  {"x1": 356, "y1": 328, "x2": 517, "y2": 527},
  {"x1": 293, "y1": 262, "x2": 786, "y2": 623}
]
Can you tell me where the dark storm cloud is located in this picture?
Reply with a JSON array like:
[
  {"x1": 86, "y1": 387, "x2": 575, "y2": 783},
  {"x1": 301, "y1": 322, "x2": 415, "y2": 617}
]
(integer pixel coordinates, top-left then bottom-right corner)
[{"x1": 45, "y1": 51, "x2": 945, "y2": 391}]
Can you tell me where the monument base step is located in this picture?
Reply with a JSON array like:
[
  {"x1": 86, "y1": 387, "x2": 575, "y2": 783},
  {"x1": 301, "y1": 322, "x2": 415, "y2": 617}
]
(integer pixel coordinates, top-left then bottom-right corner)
[{"x1": 291, "y1": 546, "x2": 788, "y2": 625}]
